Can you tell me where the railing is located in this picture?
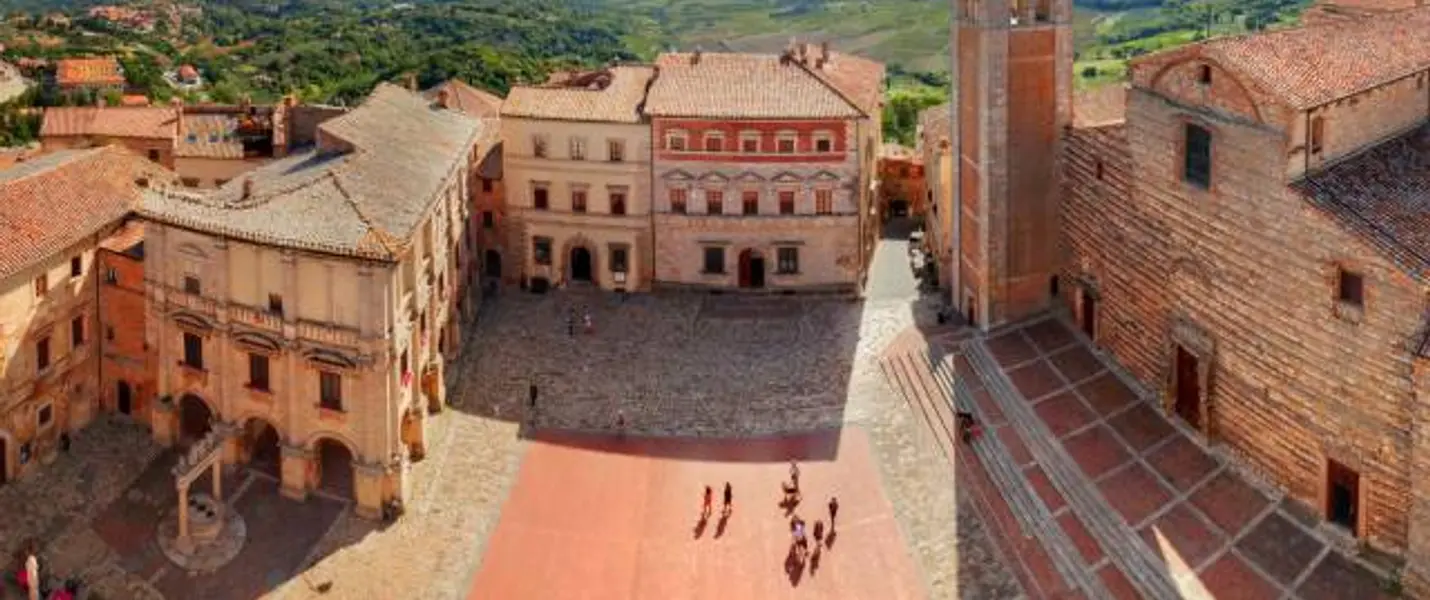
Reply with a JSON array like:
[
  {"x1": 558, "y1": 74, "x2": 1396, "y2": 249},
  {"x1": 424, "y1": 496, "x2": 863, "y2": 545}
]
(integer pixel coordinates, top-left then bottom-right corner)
[
  {"x1": 168, "y1": 291, "x2": 220, "y2": 315},
  {"x1": 229, "y1": 302, "x2": 284, "y2": 331},
  {"x1": 295, "y1": 319, "x2": 362, "y2": 347}
]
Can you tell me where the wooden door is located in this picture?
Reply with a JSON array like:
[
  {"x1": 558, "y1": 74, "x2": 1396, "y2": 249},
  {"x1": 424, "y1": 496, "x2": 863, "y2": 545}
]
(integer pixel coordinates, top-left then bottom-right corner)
[
  {"x1": 1174, "y1": 346, "x2": 1201, "y2": 429},
  {"x1": 1327, "y1": 460, "x2": 1360, "y2": 535}
]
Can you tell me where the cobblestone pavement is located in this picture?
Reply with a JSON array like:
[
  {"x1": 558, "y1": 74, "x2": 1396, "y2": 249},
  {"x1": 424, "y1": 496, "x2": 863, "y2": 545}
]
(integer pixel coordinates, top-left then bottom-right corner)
[{"x1": 0, "y1": 226, "x2": 1020, "y2": 600}]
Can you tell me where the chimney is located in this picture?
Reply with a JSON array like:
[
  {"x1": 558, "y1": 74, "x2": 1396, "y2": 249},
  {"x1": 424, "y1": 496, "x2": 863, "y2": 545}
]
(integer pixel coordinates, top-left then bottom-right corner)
[
  {"x1": 691, "y1": 46, "x2": 702, "y2": 65},
  {"x1": 283, "y1": 94, "x2": 297, "y2": 109},
  {"x1": 437, "y1": 88, "x2": 450, "y2": 108},
  {"x1": 242, "y1": 177, "x2": 254, "y2": 199},
  {"x1": 798, "y1": 42, "x2": 808, "y2": 65},
  {"x1": 239, "y1": 93, "x2": 252, "y2": 113},
  {"x1": 818, "y1": 41, "x2": 831, "y2": 68}
]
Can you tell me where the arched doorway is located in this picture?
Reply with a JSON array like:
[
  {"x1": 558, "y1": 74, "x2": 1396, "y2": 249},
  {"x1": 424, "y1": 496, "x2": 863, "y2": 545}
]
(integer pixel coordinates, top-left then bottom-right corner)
[
  {"x1": 116, "y1": 381, "x2": 132, "y2": 415},
  {"x1": 178, "y1": 394, "x2": 213, "y2": 446},
  {"x1": 484, "y1": 250, "x2": 502, "y2": 279},
  {"x1": 243, "y1": 418, "x2": 281, "y2": 478},
  {"x1": 738, "y1": 249, "x2": 766, "y2": 289},
  {"x1": 313, "y1": 437, "x2": 355, "y2": 500},
  {"x1": 569, "y1": 247, "x2": 593, "y2": 283}
]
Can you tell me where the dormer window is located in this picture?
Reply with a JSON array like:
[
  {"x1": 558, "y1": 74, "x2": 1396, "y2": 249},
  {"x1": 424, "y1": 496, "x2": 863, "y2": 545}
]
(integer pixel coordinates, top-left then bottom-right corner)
[
  {"x1": 667, "y1": 130, "x2": 688, "y2": 151},
  {"x1": 1198, "y1": 65, "x2": 1212, "y2": 85}
]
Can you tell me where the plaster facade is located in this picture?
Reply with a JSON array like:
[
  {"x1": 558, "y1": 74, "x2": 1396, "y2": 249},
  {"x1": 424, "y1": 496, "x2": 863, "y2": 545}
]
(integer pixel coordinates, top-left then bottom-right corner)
[
  {"x1": 917, "y1": 106, "x2": 955, "y2": 290},
  {"x1": 96, "y1": 222, "x2": 153, "y2": 427}
]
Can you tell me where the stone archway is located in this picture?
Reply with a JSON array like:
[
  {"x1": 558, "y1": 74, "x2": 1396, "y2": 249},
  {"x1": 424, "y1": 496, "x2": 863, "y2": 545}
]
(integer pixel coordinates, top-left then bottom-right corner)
[
  {"x1": 312, "y1": 437, "x2": 356, "y2": 500},
  {"x1": 178, "y1": 394, "x2": 213, "y2": 447},
  {"x1": 242, "y1": 418, "x2": 281, "y2": 478}
]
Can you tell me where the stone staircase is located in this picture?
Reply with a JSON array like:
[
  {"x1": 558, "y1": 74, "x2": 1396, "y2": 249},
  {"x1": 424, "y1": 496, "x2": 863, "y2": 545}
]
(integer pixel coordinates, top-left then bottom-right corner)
[
  {"x1": 952, "y1": 336, "x2": 1184, "y2": 599},
  {"x1": 878, "y1": 329, "x2": 1106, "y2": 598}
]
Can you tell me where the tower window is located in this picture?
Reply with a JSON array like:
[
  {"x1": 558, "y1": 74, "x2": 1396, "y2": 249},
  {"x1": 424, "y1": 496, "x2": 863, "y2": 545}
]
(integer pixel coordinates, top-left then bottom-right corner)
[{"x1": 1183, "y1": 124, "x2": 1212, "y2": 189}]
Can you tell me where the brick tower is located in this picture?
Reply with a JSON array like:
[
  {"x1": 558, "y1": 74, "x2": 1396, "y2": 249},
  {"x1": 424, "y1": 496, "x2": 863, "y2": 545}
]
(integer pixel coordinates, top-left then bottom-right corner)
[{"x1": 949, "y1": 0, "x2": 1073, "y2": 330}]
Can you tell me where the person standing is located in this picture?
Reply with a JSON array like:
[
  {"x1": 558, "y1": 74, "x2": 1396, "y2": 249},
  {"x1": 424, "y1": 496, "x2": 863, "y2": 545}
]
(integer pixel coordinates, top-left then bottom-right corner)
[
  {"x1": 722, "y1": 482, "x2": 733, "y2": 516},
  {"x1": 828, "y1": 496, "x2": 839, "y2": 529},
  {"x1": 702, "y1": 485, "x2": 713, "y2": 520},
  {"x1": 789, "y1": 460, "x2": 800, "y2": 491}
]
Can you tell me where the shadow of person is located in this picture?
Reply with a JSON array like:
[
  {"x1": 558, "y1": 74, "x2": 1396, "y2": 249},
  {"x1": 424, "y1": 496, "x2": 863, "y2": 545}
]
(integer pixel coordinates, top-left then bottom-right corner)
[
  {"x1": 715, "y1": 513, "x2": 729, "y2": 539},
  {"x1": 693, "y1": 516, "x2": 708, "y2": 539},
  {"x1": 824, "y1": 529, "x2": 837, "y2": 550},
  {"x1": 784, "y1": 543, "x2": 804, "y2": 586},
  {"x1": 809, "y1": 546, "x2": 821, "y2": 577}
]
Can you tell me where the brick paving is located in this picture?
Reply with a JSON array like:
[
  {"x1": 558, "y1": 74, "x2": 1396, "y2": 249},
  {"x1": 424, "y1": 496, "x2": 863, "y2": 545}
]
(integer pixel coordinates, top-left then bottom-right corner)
[{"x1": 0, "y1": 228, "x2": 1023, "y2": 599}]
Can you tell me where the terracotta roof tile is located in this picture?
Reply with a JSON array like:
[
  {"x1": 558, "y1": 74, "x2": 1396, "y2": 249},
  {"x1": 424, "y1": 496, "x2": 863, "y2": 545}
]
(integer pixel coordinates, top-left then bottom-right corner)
[
  {"x1": 1192, "y1": 6, "x2": 1430, "y2": 108},
  {"x1": 41, "y1": 106, "x2": 176, "y2": 140},
  {"x1": 1073, "y1": 84, "x2": 1127, "y2": 128},
  {"x1": 424, "y1": 79, "x2": 503, "y2": 119},
  {"x1": 55, "y1": 57, "x2": 124, "y2": 87},
  {"x1": 141, "y1": 83, "x2": 485, "y2": 260},
  {"x1": 0, "y1": 147, "x2": 166, "y2": 280},
  {"x1": 645, "y1": 52, "x2": 871, "y2": 119},
  {"x1": 503, "y1": 66, "x2": 654, "y2": 123},
  {"x1": 176, "y1": 113, "x2": 242, "y2": 159},
  {"x1": 1294, "y1": 124, "x2": 1430, "y2": 278}
]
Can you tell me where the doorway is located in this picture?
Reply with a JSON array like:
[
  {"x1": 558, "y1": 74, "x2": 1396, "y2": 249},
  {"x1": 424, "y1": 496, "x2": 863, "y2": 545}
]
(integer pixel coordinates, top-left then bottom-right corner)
[
  {"x1": 1326, "y1": 459, "x2": 1360, "y2": 535},
  {"x1": 1173, "y1": 345, "x2": 1202, "y2": 430},
  {"x1": 738, "y1": 249, "x2": 766, "y2": 289},
  {"x1": 569, "y1": 247, "x2": 593, "y2": 282},
  {"x1": 314, "y1": 438, "x2": 355, "y2": 500},
  {"x1": 117, "y1": 381, "x2": 132, "y2": 415},
  {"x1": 1, "y1": 437, "x2": 7, "y2": 485},
  {"x1": 484, "y1": 250, "x2": 502, "y2": 279},
  {"x1": 965, "y1": 295, "x2": 976, "y2": 326},
  {"x1": 1081, "y1": 292, "x2": 1098, "y2": 339},
  {"x1": 178, "y1": 394, "x2": 213, "y2": 447}
]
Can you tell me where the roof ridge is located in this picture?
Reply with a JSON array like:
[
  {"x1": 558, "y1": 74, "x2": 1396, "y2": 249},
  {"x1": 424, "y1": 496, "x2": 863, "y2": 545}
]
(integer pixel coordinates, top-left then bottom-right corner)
[
  {"x1": 327, "y1": 169, "x2": 401, "y2": 256},
  {"x1": 792, "y1": 58, "x2": 870, "y2": 118},
  {"x1": 0, "y1": 147, "x2": 106, "y2": 185}
]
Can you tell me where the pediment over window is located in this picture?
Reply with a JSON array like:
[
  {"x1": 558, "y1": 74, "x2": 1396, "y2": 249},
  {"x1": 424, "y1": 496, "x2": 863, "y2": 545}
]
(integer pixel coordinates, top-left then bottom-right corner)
[
  {"x1": 233, "y1": 331, "x2": 283, "y2": 354},
  {"x1": 662, "y1": 169, "x2": 695, "y2": 182},
  {"x1": 303, "y1": 348, "x2": 358, "y2": 370},
  {"x1": 734, "y1": 171, "x2": 765, "y2": 183},
  {"x1": 698, "y1": 172, "x2": 729, "y2": 183},
  {"x1": 771, "y1": 172, "x2": 803, "y2": 183},
  {"x1": 172, "y1": 312, "x2": 213, "y2": 333},
  {"x1": 810, "y1": 171, "x2": 841, "y2": 182}
]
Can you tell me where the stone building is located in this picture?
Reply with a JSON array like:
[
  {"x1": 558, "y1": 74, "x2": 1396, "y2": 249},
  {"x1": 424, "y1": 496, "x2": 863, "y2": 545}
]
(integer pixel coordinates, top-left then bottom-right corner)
[
  {"x1": 40, "y1": 105, "x2": 178, "y2": 168},
  {"x1": 1046, "y1": 5, "x2": 1430, "y2": 593},
  {"x1": 54, "y1": 57, "x2": 123, "y2": 91},
  {"x1": 876, "y1": 143, "x2": 926, "y2": 219},
  {"x1": 0, "y1": 147, "x2": 170, "y2": 485},
  {"x1": 644, "y1": 45, "x2": 885, "y2": 292},
  {"x1": 423, "y1": 79, "x2": 508, "y2": 286},
  {"x1": 136, "y1": 83, "x2": 489, "y2": 518},
  {"x1": 916, "y1": 103, "x2": 954, "y2": 290},
  {"x1": 502, "y1": 65, "x2": 656, "y2": 292},
  {"x1": 97, "y1": 220, "x2": 153, "y2": 426}
]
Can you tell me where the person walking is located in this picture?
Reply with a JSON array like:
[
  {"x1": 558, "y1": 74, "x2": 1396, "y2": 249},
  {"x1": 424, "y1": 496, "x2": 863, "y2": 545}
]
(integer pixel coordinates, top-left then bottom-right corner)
[
  {"x1": 722, "y1": 482, "x2": 733, "y2": 516},
  {"x1": 566, "y1": 310, "x2": 576, "y2": 337},
  {"x1": 702, "y1": 485, "x2": 713, "y2": 520},
  {"x1": 813, "y1": 519, "x2": 825, "y2": 545},
  {"x1": 828, "y1": 496, "x2": 839, "y2": 529},
  {"x1": 789, "y1": 460, "x2": 801, "y2": 491}
]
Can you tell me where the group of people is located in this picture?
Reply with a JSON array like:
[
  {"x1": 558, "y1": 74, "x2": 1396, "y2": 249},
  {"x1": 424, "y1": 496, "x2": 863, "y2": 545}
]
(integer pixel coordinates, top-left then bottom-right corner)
[
  {"x1": 566, "y1": 307, "x2": 593, "y2": 337},
  {"x1": 783, "y1": 461, "x2": 838, "y2": 568}
]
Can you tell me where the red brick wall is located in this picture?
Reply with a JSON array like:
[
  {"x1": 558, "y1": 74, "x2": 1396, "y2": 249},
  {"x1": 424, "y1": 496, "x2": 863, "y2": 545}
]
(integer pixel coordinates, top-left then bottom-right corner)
[
  {"x1": 652, "y1": 118, "x2": 848, "y2": 164},
  {"x1": 1003, "y1": 28, "x2": 1062, "y2": 319},
  {"x1": 97, "y1": 247, "x2": 154, "y2": 425}
]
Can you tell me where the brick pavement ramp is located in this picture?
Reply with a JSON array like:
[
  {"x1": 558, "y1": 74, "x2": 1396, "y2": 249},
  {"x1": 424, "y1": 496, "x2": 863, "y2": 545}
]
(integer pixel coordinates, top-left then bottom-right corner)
[
  {"x1": 947, "y1": 316, "x2": 1397, "y2": 600},
  {"x1": 467, "y1": 428, "x2": 926, "y2": 600}
]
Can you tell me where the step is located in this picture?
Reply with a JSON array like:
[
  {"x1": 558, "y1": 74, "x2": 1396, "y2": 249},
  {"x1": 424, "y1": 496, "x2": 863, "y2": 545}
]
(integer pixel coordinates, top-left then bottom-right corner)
[
  {"x1": 878, "y1": 347, "x2": 1102, "y2": 597},
  {"x1": 960, "y1": 339, "x2": 1183, "y2": 599}
]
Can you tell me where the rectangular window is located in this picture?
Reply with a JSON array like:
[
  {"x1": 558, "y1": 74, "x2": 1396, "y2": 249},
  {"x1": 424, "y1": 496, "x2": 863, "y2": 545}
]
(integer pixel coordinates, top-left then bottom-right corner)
[
  {"x1": 533, "y1": 236, "x2": 553, "y2": 266},
  {"x1": 779, "y1": 190, "x2": 796, "y2": 215},
  {"x1": 1310, "y1": 117, "x2": 1325, "y2": 155},
  {"x1": 742, "y1": 191, "x2": 759, "y2": 215},
  {"x1": 1183, "y1": 123, "x2": 1212, "y2": 189},
  {"x1": 70, "y1": 316, "x2": 83, "y2": 347},
  {"x1": 777, "y1": 247, "x2": 799, "y2": 274},
  {"x1": 610, "y1": 247, "x2": 629, "y2": 273},
  {"x1": 815, "y1": 137, "x2": 833, "y2": 153},
  {"x1": 532, "y1": 135, "x2": 548, "y2": 158},
  {"x1": 70, "y1": 256, "x2": 81, "y2": 278},
  {"x1": 182, "y1": 332, "x2": 203, "y2": 369},
  {"x1": 104, "y1": 267, "x2": 118, "y2": 284},
  {"x1": 668, "y1": 133, "x2": 687, "y2": 151},
  {"x1": 610, "y1": 191, "x2": 627, "y2": 215},
  {"x1": 183, "y1": 275, "x2": 201, "y2": 295},
  {"x1": 35, "y1": 337, "x2": 50, "y2": 372},
  {"x1": 571, "y1": 189, "x2": 588, "y2": 213},
  {"x1": 569, "y1": 138, "x2": 587, "y2": 160},
  {"x1": 481, "y1": 178, "x2": 493, "y2": 193},
  {"x1": 248, "y1": 353, "x2": 270, "y2": 391},
  {"x1": 268, "y1": 293, "x2": 284, "y2": 316},
  {"x1": 1338, "y1": 268, "x2": 1364, "y2": 307},
  {"x1": 815, "y1": 189, "x2": 834, "y2": 215},
  {"x1": 778, "y1": 137, "x2": 796, "y2": 153},
  {"x1": 670, "y1": 188, "x2": 687, "y2": 214},
  {"x1": 319, "y1": 371, "x2": 343, "y2": 411},
  {"x1": 704, "y1": 134, "x2": 723, "y2": 152},
  {"x1": 608, "y1": 139, "x2": 625, "y2": 162},
  {"x1": 707, "y1": 190, "x2": 723, "y2": 215},
  {"x1": 703, "y1": 247, "x2": 725, "y2": 274},
  {"x1": 741, "y1": 136, "x2": 759, "y2": 153},
  {"x1": 533, "y1": 186, "x2": 549, "y2": 210},
  {"x1": 34, "y1": 274, "x2": 47, "y2": 297},
  {"x1": 482, "y1": 211, "x2": 494, "y2": 229},
  {"x1": 182, "y1": 177, "x2": 200, "y2": 188}
]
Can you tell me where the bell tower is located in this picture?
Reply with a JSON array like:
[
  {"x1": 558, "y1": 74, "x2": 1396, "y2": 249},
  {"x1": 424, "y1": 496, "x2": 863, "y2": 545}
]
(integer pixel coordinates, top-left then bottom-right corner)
[{"x1": 949, "y1": 0, "x2": 1073, "y2": 330}]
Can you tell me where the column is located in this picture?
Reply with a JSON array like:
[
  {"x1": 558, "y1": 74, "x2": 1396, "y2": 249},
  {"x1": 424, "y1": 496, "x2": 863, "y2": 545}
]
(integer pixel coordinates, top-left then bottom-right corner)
[
  {"x1": 278, "y1": 442, "x2": 311, "y2": 501},
  {"x1": 352, "y1": 460, "x2": 387, "y2": 520},
  {"x1": 177, "y1": 483, "x2": 190, "y2": 545},
  {"x1": 211, "y1": 460, "x2": 222, "y2": 502}
]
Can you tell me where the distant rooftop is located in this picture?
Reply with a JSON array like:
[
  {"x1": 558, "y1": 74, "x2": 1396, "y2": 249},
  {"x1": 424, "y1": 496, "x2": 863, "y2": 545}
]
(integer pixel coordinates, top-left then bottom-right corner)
[
  {"x1": 645, "y1": 45, "x2": 883, "y2": 119},
  {"x1": 56, "y1": 56, "x2": 124, "y2": 87},
  {"x1": 502, "y1": 65, "x2": 655, "y2": 124}
]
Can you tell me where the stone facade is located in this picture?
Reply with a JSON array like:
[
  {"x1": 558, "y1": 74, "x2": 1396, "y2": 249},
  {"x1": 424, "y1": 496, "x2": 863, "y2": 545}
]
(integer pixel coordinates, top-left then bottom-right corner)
[
  {"x1": 917, "y1": 104, "x2": 955, "y2": 290},
  {"x1": 97, "y1": 221, "x2": 154, "y2": 426}
]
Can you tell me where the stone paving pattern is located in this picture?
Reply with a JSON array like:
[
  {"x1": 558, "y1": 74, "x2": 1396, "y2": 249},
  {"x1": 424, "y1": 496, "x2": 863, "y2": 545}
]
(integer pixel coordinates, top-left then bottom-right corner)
[{"x1": 0, "y1": 225, "x2": 1022, "y2": 599}]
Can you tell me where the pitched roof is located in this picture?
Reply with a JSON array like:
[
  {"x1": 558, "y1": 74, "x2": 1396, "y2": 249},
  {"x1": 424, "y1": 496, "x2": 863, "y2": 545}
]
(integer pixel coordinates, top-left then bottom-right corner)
[
  {"x1": 176, "y1": 113, "x2": 242, "y2": 159},
  {"x1": 645, "y1": 51, "x2": 875, "y2": 119},
  {"x1": 55, "y1": 57, "x2": 124, "y2": 87},
  {"x1": 0, "y1": 147, "x2": 167, "y2": 281},
  {"x1": 502, "y1": 65, "x2": 654, "y2": 123},
  {"x1": 1073, "y1": 84, "x2": 1127, "y2": 128},
  {"x1": 141, "y1": 83, "x2": 484, "y2": 260},
  {"x1": 424, "y1": 79, "x2": 503, "y2": 119},
  {"x1": 41, "y1": 106, "x2": 176, "y2": 140},
  {"x1": 1294, "y1": 124, "x2": 1430, "y2": 279},
  {"x1": 1188, "y1": 5, "x2": 1430, "y2": 109}
]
